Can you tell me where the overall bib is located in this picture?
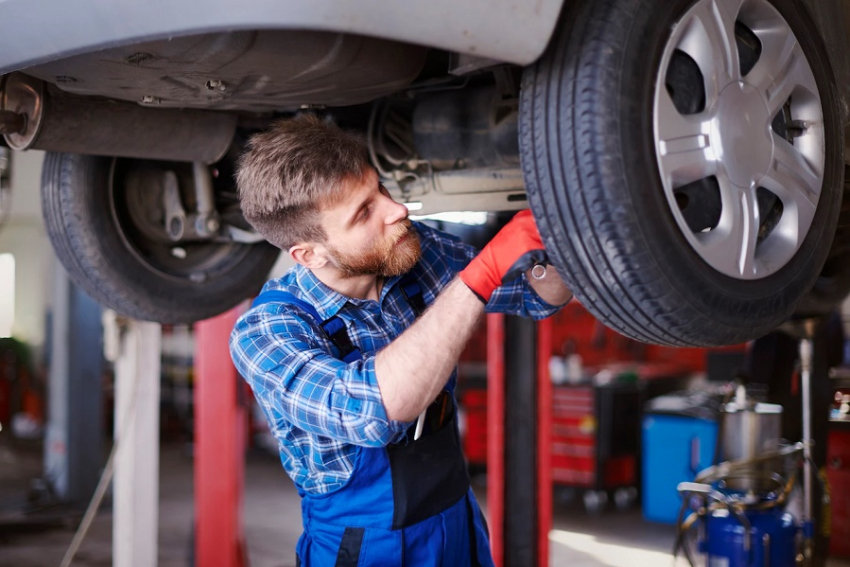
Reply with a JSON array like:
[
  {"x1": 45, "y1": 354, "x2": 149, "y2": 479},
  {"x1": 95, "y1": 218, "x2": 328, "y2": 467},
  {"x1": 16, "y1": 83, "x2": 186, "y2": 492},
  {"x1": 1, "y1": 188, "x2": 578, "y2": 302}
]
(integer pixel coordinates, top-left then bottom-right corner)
[
  {"x1": 253, "y1": 278, "x2": 494, "y2": 566},
  {"x1": 297, "y1": 398, "x2": 493, "y2": 566}
]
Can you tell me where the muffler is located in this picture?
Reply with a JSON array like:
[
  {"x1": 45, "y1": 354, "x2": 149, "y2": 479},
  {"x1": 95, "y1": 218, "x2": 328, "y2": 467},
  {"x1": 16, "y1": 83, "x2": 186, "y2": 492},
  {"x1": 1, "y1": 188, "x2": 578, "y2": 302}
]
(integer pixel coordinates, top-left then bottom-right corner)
[{"x1": 0, "y1": 73, "x2": 236, "y2": 163}]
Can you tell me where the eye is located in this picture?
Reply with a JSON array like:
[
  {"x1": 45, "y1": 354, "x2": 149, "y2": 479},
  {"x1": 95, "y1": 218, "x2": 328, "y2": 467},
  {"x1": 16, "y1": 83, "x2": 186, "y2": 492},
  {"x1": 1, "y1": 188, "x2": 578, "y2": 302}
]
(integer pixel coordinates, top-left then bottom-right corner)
[{"x1": 358, "y1": 206, "x2": 371, "y2": 222}]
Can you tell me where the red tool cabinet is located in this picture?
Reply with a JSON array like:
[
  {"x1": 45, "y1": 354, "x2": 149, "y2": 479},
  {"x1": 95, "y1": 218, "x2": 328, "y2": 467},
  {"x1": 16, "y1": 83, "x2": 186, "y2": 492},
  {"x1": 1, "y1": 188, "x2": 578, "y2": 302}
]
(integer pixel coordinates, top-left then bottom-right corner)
[
  {"x1": 551, "y1": 383, "x2": 641, "y2": 495},
  {"x1": 462, "y1": 381, "x2": 643, "y2": 496},
  {"x1": 828, "y1": 425, "x2": 850, "y2": 558}
]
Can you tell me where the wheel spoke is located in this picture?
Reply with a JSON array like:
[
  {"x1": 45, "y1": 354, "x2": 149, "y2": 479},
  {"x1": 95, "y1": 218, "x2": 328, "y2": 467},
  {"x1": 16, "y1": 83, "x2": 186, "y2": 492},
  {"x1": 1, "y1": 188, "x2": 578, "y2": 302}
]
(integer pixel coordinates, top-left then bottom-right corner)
[
  {"x1": 696, "y1": 179, "x2": 759, "y2": 277},
  {"x1": 734, "y1": 186, "x2": 761, "y2": 277},
  {"x1": 656, "y1": 89, "x2": 716, "y2": 187},
  {"x1": 678, "y1": 0, "x2": 743, "y2": 101},
  {"x1": 759, "y1": 135, "x2": 820, "y2": 249},
  {"x1": 763, "y1": 133, "x2": 822, "y2": 206},
  {"x1": 749, "y1": 38, "x2": 817, "y2": 117},
  {"x1": 746, "y1": 17, "x2": 796, "y2": 84}
]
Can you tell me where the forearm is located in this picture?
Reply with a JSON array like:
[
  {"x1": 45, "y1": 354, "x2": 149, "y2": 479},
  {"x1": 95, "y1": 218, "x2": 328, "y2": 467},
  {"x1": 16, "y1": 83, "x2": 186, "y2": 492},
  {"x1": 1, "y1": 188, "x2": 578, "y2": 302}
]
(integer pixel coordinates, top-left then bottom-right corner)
[
  {"x1": 527, "y1": 265, "x2": 572, "y2": 305},
  {"x1": 375, "y1": 278, "x2": 484, "y2": 422}
]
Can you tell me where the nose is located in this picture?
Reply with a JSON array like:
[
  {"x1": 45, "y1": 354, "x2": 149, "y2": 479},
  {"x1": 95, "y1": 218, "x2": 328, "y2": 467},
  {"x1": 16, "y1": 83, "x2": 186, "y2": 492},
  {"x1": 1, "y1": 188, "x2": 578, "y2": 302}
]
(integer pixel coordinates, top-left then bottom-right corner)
[{"x1": 382, "y1": 194, "x2": 409, "y2": 225}]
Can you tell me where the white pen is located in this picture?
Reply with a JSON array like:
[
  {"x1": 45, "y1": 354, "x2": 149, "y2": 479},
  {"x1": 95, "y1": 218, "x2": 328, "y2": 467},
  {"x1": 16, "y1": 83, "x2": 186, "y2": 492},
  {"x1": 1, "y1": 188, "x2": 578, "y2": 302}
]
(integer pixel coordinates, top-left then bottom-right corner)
[{"x1": 413, "y1": 409, "x2": 427, "y2": 440}]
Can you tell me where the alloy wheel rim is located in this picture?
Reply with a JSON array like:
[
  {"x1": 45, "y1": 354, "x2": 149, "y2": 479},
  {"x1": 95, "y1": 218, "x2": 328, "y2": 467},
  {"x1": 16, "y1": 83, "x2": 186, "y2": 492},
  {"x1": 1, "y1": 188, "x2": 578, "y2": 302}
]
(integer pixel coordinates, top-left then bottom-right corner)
[{"x1": 653, "y1": 0, "x2": 824, "y2": 280}]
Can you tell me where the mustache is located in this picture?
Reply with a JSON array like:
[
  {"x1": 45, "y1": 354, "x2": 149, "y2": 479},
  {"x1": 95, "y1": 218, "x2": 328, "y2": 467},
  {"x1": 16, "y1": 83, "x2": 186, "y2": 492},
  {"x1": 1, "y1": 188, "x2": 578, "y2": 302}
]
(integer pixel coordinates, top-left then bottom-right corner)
[{"x1": 392, "y1": 220, "x2": 414, "y2": 243}]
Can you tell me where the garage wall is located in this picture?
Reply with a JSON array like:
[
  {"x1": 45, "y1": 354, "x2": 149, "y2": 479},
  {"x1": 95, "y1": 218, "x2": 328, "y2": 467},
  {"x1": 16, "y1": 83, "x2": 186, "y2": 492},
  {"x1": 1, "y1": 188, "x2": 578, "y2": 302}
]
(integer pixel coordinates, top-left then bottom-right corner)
[{"x1": 0, "y1": 150, "x2": 54, "y2": 362}]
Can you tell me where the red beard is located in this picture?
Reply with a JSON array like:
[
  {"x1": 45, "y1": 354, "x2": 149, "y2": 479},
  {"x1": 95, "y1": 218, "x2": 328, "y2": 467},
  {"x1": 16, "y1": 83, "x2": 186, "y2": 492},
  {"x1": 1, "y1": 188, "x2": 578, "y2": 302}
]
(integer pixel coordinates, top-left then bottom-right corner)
[{"x1": 328, "y1": 221, "x2": 422, "y2": 278}]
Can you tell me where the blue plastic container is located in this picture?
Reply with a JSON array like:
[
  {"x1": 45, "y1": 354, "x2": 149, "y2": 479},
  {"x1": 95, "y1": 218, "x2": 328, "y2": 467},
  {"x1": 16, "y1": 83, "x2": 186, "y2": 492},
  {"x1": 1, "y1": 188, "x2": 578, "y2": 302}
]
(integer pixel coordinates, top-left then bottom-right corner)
[{"x1": 642, "y1": 414, "x2": 717, "y2": 523}]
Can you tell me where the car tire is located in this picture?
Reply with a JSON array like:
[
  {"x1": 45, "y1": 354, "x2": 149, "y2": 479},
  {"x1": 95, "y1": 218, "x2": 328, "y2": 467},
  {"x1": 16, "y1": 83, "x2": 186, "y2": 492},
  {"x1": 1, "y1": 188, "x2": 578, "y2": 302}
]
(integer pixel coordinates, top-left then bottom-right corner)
[
  {"x1": 795, "y1": 165, "x2": 850, "y2": 317},
  {"x1": 41, "y1": 152, "x2": 280, "y2": 324},
  {"x1": 520, "y1": 0, "x2": 844, "y2": 346}
]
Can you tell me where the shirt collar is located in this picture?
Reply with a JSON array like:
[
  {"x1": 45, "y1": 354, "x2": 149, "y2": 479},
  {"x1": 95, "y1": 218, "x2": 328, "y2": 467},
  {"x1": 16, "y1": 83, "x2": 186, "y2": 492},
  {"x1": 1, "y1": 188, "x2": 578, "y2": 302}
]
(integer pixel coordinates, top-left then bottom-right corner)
[
  {"x1": 290, "y1": 264, "x2": 409, "y2": 321},
  {"x1": 292, "y1": 264, "x2": 350, "y2": 320}
]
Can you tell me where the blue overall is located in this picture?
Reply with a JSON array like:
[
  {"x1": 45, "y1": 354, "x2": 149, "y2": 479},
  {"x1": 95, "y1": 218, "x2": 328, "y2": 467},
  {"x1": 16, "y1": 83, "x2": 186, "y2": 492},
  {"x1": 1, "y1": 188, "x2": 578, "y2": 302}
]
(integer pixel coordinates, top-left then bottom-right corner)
[{"x1": 253, "y1": 278, "x2": 495, "y2": 567}]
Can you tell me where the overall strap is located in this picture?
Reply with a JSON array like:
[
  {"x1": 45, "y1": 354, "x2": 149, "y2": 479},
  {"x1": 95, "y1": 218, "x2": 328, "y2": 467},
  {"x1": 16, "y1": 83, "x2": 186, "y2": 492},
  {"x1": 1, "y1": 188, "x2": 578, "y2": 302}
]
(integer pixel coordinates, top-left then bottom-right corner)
[
  {"x1": 252, "y1": 290, "x2": 321, "y2": 320},
  {"x1": 251, "y1": 274, "x2": 425, "y2": 364},
  {"x1": 252, "y1": 290, "x2": 362, "y2": 363},
  {"x1": 398, "y1": 273, "x2": 426, "y2": 317}
]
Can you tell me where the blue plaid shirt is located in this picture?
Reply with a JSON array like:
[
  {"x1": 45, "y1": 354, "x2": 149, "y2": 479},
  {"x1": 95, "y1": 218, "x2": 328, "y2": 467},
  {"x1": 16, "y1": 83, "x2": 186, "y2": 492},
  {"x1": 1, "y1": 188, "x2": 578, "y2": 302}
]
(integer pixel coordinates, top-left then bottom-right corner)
[{"x1": 230, "y1": 222, "x2": 563, "y2": 495}]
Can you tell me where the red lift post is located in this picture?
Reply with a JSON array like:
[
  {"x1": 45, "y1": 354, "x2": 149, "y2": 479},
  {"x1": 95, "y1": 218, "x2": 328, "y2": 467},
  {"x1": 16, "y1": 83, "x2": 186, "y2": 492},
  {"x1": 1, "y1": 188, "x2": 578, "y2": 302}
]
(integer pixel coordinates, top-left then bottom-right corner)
[
  {"x1": 194, "y1": 306, "x2": 249, "y2": 567},
  {"x1": 487, "y1": 313, "x2": 553, "y2": 567},
  {"x1": 537, "y1": 318, "x2": 554, "y2": 565},
  {"x1": 487, "y1": 313, "x2": 506, "y2": 565}
]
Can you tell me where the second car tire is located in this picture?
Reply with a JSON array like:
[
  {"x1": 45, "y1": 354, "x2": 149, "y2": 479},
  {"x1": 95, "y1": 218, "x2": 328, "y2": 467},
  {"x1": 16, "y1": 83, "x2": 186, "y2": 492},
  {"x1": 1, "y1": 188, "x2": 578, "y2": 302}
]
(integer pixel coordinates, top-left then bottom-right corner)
[{"x1": 41, "y1": 152, "x2": 280, "y2": 324}]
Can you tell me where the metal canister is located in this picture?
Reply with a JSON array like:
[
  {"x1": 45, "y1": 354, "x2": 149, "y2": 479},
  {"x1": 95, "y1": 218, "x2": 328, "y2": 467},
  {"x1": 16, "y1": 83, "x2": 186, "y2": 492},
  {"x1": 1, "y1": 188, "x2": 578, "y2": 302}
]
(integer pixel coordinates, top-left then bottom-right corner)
[
  {"x1": 721, "y1": 399, "x2": 783, "y2": 492},
  {"x1": 723, "y1": 402, "x2": 782, "y2": 461}
]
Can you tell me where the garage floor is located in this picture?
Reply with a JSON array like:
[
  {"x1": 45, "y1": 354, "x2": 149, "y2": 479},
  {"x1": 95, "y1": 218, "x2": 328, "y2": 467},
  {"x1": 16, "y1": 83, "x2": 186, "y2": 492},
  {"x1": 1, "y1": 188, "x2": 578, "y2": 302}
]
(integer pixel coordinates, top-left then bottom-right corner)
[{"x1": 1, "y1": 440, "x2": 849, "y2": 567}]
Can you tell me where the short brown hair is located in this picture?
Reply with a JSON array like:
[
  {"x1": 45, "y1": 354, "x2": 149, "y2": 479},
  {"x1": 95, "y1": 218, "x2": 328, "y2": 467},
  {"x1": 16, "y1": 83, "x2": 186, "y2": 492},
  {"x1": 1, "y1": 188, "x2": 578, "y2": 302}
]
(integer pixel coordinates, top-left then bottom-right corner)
[{"x1": 236, "y1": 114, "x2": 370, "y2": 249}]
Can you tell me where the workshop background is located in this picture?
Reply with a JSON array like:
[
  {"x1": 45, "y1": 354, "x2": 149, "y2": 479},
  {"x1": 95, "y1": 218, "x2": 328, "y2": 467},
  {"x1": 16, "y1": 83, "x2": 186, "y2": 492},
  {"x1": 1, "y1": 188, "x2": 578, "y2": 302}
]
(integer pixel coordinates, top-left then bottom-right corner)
[{"x1": 2, "y1": 149, "x2": 850, "y2": 566}]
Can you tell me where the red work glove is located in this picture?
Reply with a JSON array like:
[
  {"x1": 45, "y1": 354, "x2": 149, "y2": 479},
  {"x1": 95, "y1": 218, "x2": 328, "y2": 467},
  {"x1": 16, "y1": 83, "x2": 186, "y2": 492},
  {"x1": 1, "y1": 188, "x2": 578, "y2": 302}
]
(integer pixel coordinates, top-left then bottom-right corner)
[{"x1": 459, "y1": 210, "x2": 549, "y2": 303}]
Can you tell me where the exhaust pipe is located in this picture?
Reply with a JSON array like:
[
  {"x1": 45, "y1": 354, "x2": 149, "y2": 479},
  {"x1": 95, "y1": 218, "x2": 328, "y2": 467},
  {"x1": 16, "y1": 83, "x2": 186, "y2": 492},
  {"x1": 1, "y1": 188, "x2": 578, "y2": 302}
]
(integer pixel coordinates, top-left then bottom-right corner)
[{"x1": 0, "y1": 73, "x2": 236, "y2": 164}]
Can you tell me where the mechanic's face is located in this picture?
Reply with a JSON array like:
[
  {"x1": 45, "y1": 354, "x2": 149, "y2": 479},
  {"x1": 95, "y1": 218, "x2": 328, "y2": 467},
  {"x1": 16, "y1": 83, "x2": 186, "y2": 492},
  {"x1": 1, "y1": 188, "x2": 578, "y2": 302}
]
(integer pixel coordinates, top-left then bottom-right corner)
[{"x1": 321, "y1": 167, "x2": 421, "y2": 278}]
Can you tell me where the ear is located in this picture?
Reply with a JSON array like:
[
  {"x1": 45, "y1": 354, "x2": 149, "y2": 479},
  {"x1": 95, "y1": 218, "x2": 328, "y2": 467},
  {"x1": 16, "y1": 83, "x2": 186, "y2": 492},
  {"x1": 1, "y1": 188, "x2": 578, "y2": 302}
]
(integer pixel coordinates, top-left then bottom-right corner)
[{"x1": 289, "y1": 242, "x2": 331, "y2": 270}]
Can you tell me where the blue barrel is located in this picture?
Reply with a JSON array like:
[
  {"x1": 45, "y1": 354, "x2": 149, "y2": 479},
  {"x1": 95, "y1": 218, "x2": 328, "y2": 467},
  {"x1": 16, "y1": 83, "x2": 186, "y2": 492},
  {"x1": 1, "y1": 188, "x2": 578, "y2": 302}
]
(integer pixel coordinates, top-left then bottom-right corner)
[
  {"x1": 705, "y1": 508, "x2": 797, "y2": 567},
  {"x1": 642, "y1": 414, "x2": 717, "y2": 523}
]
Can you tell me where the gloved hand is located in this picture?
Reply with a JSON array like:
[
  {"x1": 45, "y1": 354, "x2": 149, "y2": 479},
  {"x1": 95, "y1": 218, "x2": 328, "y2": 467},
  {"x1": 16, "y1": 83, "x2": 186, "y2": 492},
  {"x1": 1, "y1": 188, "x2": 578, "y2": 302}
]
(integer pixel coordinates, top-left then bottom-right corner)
[{"x1": 459, "y1": 210, "x2": 548, "y2": 303}]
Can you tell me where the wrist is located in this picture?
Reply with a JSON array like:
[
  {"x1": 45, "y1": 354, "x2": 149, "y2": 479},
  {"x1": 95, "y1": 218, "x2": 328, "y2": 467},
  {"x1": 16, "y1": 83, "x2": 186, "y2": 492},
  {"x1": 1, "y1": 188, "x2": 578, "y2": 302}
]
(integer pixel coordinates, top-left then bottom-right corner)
[
  {"x1": 459, "y1": 256, "x2": 500, "y2": 303},
  {"x1": 529, "y1": 264, "x2": 548, "y2": 280}
]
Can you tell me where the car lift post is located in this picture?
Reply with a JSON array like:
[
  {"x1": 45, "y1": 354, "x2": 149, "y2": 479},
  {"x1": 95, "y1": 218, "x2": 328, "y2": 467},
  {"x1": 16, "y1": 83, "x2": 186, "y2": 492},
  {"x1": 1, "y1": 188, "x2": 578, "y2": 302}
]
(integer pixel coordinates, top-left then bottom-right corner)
[
  {"x1": 487, "y1": 313, "x2": 552, "y2": 567},
  {"x1": 44, "y1": 269, "x2": 104, "y2": 506},
  {"x1": 111, "y1": 317, "x2": 161, "y2": 567},
  {"x1": 194, "y1": 306, "x2": 248, "y2": 567}
]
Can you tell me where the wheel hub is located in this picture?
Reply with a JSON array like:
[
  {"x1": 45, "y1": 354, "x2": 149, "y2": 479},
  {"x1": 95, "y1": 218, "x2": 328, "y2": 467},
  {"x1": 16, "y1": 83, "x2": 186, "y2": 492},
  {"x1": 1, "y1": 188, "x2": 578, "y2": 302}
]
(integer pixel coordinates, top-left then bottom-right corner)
[{"x1": 712, "y1": 81, "x2": 772, "y2": 189}]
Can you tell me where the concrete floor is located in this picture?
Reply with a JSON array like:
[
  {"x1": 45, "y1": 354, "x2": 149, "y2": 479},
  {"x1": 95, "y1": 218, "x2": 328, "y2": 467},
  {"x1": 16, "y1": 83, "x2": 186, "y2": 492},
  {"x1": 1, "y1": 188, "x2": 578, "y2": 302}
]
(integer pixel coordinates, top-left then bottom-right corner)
[{"x1": 1, "y1": 439, "x2": 849, "y2": 567}]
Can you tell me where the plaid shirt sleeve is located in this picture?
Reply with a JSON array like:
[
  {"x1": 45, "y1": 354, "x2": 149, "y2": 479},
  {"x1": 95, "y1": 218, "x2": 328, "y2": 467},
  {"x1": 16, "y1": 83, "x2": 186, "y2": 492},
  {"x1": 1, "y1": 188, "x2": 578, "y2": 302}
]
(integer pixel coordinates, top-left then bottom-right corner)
[
  {"x1": 486, "y1": 271, "x2": 566, "y2": 319},
  {"x1": 230, "y1": 305, "x2": 409, "y2": 448}
]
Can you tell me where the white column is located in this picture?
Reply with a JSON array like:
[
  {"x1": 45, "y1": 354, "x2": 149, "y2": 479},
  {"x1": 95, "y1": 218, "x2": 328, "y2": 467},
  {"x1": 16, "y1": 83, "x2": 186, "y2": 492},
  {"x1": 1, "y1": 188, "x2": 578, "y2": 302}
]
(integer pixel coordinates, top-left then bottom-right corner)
[{"x1": 112, "y1": 318, "x2": 161, "y2": 567}]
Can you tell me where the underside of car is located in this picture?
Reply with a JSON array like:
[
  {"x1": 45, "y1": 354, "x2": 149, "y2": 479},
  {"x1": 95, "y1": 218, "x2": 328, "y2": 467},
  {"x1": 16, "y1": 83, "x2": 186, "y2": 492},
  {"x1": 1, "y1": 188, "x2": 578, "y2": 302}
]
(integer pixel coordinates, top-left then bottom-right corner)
[{"x1": 1, "y1": 0, "x2": 849, "y2": 347}]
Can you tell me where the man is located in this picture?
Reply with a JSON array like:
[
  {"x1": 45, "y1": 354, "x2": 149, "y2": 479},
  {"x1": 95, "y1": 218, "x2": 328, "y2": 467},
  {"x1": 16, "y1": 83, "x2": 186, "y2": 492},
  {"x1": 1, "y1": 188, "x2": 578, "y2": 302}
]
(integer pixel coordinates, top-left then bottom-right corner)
[{"x1": 230, "y1": 114, "x2": 572, "y2": 566}]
